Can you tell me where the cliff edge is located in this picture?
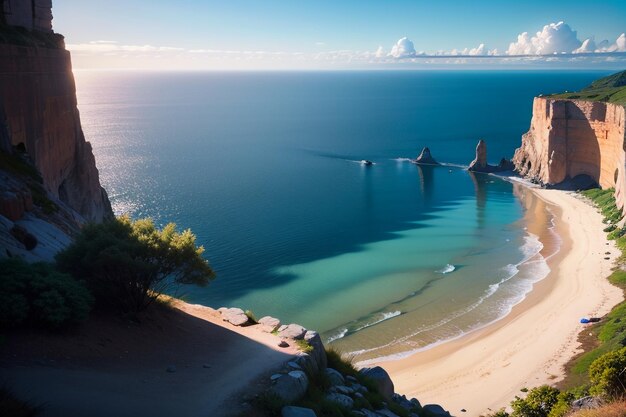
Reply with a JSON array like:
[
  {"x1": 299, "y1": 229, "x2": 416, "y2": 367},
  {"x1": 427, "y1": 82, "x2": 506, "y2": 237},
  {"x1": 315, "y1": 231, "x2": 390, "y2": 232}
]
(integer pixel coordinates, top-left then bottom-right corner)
[
  {"x1": 513, "y1": 72, "x2": 626, "y2": 214},
  {"x1": 0, "y1": 0, "x2": 113, "y2": 223}
]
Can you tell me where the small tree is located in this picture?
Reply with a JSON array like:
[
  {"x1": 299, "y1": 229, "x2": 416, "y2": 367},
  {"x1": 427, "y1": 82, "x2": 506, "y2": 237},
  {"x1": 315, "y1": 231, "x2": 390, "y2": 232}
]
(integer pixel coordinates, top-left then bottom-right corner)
[
  {"x1": 589, "y1": 346, "x2": 626, "y2": 399},
  {"x1": 56, "y1": 215, "x2": 214, "y2": 313}
]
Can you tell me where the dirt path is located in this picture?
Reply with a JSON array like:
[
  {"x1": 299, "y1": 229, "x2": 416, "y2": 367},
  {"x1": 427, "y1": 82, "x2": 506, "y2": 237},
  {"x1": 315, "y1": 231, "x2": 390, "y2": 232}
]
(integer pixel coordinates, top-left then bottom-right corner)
[{"x1": 0, "y1": 302, "x2": 298, "y2": 417}]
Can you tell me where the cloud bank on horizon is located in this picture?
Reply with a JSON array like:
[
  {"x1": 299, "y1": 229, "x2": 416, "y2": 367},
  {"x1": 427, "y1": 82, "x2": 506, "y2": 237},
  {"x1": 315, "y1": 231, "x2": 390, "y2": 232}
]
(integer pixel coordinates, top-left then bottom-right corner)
[
  {"x1": 68, "y1": 21, "x2": 626, "y2": 70},
  {"x1": 384, "y1": 22, "x2": 625, "y2": 58}
]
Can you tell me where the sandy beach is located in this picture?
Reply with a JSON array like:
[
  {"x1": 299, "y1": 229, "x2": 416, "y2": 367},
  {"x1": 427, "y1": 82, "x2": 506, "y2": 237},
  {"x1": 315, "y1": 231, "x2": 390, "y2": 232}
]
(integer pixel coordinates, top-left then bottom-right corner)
[{"x1": 378, "y1": 185, "x2": 624, "y2": 417}]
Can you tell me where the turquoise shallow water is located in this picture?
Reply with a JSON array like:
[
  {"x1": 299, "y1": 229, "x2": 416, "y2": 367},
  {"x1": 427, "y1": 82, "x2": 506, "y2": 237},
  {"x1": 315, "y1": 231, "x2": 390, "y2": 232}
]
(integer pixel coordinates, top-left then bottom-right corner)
[{"x1": 75, "y1": 70, "x2": 604, "y2": 359}]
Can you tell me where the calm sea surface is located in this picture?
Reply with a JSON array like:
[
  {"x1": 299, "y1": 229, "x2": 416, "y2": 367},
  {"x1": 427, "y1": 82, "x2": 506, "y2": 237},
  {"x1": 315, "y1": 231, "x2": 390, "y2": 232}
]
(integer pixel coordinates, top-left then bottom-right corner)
[{"x1": 75, "y1": 70, "x2": 608, "y2": 360}]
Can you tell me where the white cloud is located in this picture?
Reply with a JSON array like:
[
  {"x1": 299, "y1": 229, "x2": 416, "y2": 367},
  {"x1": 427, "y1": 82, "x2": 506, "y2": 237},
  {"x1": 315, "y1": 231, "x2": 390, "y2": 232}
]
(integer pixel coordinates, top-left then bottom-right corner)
[
  {"x1": 68, "y1": 41, "x2": 184, "y2": 53},
  {"x1": 573, "y1": 38, "x2": 597, "y2": 54},
  {"x1": 388, "y1": 37, "x2": 416, "y2": 58},
  {"x1": 375, "y1": 46, "x2": 385, "y2": 58},
  {"x1": 507, "y1": 22, "x2": 581, "y2": 55},
  {"x1": 595, "y1": 33, "x2": 626, "y2": 52}
]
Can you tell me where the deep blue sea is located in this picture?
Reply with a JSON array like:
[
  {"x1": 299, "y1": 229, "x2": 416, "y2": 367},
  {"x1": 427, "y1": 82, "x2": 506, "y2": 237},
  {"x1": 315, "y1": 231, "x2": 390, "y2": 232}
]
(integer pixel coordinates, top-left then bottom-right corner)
[{"x1": 75, "y1": 70, "x2": 609, "y2": 361}]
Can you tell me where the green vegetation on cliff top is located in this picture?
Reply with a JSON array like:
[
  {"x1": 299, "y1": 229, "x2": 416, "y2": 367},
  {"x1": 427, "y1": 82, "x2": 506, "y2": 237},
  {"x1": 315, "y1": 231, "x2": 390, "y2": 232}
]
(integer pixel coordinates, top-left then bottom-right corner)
[{"x1": 548, "y1": 70, "x2": 626, "y2": 105}]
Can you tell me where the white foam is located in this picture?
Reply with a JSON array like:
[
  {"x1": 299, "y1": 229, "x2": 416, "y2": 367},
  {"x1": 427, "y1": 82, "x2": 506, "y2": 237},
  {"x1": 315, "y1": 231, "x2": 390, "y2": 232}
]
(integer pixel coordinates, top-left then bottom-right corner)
[
  {"x1": 327, "y1": 328, "x2": 348, "y2": 343},
  {"x1": 354, "y1": 311, "x2": 402, "y2": 332},
  {"x1": 352, "y1": 231, "x2": 556, "y2": 364},
  {"x1": 437, "y1": 264, "x2": 456, "y2": 274}
]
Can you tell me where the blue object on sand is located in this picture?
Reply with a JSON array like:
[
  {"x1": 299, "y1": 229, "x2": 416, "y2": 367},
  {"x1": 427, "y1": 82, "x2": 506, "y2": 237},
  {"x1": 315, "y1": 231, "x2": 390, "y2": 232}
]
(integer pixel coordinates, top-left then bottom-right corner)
[{"x1": 580, "y1": 318, "x2": 590, "y2": 324}]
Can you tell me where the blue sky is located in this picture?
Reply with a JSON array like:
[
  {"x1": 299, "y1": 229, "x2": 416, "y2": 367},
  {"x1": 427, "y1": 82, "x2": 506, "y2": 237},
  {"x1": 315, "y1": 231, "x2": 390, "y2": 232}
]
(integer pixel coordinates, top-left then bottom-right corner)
[{"x1": 53, "y1": 0, "x2": 626, "y2": 70}]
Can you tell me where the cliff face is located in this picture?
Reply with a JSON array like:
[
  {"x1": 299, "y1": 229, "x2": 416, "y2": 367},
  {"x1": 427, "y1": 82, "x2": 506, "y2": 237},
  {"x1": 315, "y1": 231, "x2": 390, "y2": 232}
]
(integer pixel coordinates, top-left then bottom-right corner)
[
  {"x1": 0, "y1": 43, "x2": 112, "y2": 223},
  {"x1": 513, "y1": 97, "x2": 626, "y2": 212}
]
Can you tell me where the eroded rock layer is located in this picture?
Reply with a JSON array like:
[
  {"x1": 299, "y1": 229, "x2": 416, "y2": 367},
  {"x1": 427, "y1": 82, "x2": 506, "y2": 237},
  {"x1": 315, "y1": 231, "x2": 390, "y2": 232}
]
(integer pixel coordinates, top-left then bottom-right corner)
[
  {"x1": 0, "y1": 44, "x2": 112, "y2": 222},
  {"x1": 513, "y1": 97, "x2": 626, "y2": 211}
]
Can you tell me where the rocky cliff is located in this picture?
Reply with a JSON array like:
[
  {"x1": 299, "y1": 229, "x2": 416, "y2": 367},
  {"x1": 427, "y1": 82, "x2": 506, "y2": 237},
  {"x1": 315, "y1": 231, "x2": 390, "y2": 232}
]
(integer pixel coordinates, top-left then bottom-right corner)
[
  {"x1": 513, "y1": 97, "x2": 626, "y2": 212},
  {"x1": 0, "y1": 43, "x2": 112, "y2": 223},
  {"x1": 0, "y1": 2, "x2": 112, "y2": 260}
]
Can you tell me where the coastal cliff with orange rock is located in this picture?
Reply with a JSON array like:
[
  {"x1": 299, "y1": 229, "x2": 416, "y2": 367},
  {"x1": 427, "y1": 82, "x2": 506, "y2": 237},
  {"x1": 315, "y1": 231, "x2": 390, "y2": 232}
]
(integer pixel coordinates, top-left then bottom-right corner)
[
  {"x1": 0, "y1": 0, "x2": 112, "y2": 259},
  {"x1": 513, "y1": 79, "x2": 626, "y2": 213}
]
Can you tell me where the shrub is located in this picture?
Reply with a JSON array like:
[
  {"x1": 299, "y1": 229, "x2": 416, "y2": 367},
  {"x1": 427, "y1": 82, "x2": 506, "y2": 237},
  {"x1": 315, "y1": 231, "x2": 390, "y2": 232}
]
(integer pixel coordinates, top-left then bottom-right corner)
[
  {"x1": 589, "y1": 346, "x2": 626, "y2": 399},
  {"x1": 325, "y1": 347, "x2": 358, "y2": 377},
  {"x1": 481, "y1": 410, "x2": 510, "y2": 417},
  {"x1": 510, "y1": 385, "x2": 560, "y2": 417},
  {"x1": 0, "y1": 259, "x2": 92, "y2": 329},
  {"x1": 546, "y1": 391, "x2": 574, "y2": 417},
  {"x1": 0, "y1": 387, "x2": 40, "y2": 417},
  {"x1": 56, "y1": 216, "x2": 215, "y2": 313}
]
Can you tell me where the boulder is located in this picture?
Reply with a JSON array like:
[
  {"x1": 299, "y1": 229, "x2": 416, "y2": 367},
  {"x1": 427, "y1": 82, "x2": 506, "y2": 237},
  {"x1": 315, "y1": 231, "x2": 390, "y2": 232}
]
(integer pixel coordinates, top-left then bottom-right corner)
[
  {"x1": 259, "y1": 316, "x2": 281, "y2": 332},
  {"x1": 325, "y1": 393, "x2": 354, "y2": 409},
  {"x1": 570, "y1": 396, "x2": 603, "y2": 411},
  {"x1": 295, "y1": 352, "x2": 318, "y2": 373},
  {"x1": 359, "y1": 410, "x2": 380, "y2": 417},
  {"x1": 360, "y1": 367, "x2": 394, "y2": 400},
  {"x1": 414, "y1": 147, "x2": 439, "y2": 165},
  {"x1": 304, "y1": 330, "x2": 327, "y2": 369},
  {"x1": 325, "y1": 368, "x2": 345, "y2": 386},
  {"x1": 375, "y1": 409, "x2": 400, "y2": 417},
  {"x1": 10, "y1": 224, "x2": 37, "y2": 250},
  {"x1": 270, "y1": 371, "x2": 309, "y2": 403},
  {"x1": 281, "y1": 406, "x2": 317, "y2": 417},
  {"x1": 334, "y1": 385, "x2": 354, "y2": 395},
  {"x1": 278, "y1": 324, "x2": 307, "y2": 340},
  {"x1": 422, "y1": 404, "x2": 451, "y2": 416},
  {"x1": 220, "y1": 308, "x2": 249, "y2": 326},
  {"x1": 498, "y1": 158, "x2": 515, "y2": 171},
  {"x1": 392, "y1": 394, "x2": 414, "y2": 411},
  {"x1": 351, "y1": 383, "x2": 368, "y2": 393},
  {"x1": 287, "y1": 361, "x2": 302, "y2": 370},
  {"x1": 0, "y1": 191, "x2": 24, "y2": 221}
]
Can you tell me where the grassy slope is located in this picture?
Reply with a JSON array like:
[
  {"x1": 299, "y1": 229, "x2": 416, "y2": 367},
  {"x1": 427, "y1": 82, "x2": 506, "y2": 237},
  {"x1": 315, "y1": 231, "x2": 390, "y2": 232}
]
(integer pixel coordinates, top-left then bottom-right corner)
[
  {"x1": 548, "y1": 70, "x2": 626, "y2": 105},
  {"x1": 560, "y1": 188, "x2": 626, "y2": 389}
]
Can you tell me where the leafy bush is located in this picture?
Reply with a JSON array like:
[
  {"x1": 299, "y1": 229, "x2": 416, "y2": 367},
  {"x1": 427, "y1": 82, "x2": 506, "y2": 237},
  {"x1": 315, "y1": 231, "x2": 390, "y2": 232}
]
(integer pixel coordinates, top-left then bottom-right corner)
[
  {"x1": 0, "y1": 259, "x2": 92, "y2": 329},
  {"x1": 589, "y1": 346, "x2": 626, "y2": 399},
  {"x1": 547, "y1": 392, "x2": 574, "y2": 417},
  {"x1": 510, "y1": 385, "x2": 560, "y2": 417},
  {"x1": 0, "y1": 387, "x2": 40, "y2": 417},
  {"x1": 56, "y1": 216, "x2": 215, "y2": 313}
]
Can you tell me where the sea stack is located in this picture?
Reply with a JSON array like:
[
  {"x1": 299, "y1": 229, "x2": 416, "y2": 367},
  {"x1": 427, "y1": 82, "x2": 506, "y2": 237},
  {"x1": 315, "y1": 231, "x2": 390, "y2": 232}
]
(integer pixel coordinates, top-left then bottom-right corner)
[
  {"x1": 468, "y1": 140, "x2": 514, "y2": 173},
  {"x1": 468, "y1": 140, "x2": 488, "y2": 172},
  {"x1": 413, "y1": 147, "x2": 439, "y2": 165}
]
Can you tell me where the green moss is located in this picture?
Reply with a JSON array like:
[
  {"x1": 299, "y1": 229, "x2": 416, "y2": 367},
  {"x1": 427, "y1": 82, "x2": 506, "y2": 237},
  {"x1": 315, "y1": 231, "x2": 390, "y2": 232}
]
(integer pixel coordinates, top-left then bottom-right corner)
[
  {"x1": 244, "y1": 309, "x2": 258, "y2": 324},
  {"x1": 295, "y1": 339, "x2": 313, "y2": 353},
  {"x1": 548, "y1": 70, "x2": 626, "y2": 105}
]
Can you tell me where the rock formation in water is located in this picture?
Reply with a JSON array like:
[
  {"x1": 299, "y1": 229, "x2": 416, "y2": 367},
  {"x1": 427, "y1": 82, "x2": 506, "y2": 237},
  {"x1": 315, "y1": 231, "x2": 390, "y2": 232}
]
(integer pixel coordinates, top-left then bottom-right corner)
[
  {"x1": 413, "y1": 147, "x2": 439, "y2": 165},
  {"x1": 468, "y1": 139, "x2": 514, "y2": 173},
  {"x1": 0, "y1": 0, "x2": 112, "y2": 259},
  {"x1": 513, "y1": 97, "x2": 626, "y2": 212}
]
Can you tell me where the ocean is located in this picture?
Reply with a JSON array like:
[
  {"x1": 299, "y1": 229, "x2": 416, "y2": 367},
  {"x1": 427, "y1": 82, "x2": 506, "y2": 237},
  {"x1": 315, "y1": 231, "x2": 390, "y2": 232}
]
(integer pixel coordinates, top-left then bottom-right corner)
[{"x1": 75, "y1": 70, "x2": 608, "y2": 361}]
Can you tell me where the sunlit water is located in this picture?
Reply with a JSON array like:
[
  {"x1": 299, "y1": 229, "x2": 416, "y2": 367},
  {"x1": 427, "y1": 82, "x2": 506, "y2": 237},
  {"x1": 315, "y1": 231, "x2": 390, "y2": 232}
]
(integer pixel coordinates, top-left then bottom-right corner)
[{"x1": 75, "y1": 70, "x2": 607, "y2": 360}]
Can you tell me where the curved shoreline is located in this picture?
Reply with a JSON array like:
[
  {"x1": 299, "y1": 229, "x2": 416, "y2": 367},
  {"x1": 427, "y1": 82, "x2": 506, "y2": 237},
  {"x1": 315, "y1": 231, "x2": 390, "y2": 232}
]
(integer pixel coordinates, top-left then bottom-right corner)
[{"x1": 375, "y1": 185, "x2": 623, "y2": 417}]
